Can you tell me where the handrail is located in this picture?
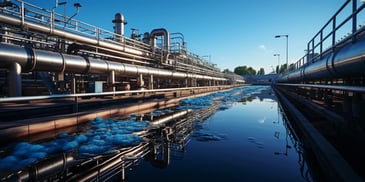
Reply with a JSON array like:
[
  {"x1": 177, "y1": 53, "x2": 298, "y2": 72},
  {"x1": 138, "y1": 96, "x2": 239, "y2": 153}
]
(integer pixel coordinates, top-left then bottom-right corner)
[
  {"x1": 287, "y1": 0, "x2": 365, "y2": 74},
  {"x1": 0, "y1": 0, "x2": 222, "y2": 77},
  {"x1": 0, "y1": 85, "x2": 233, "y2": 103},
  {"x1": 7, "y1": 0, "x2": 151, "y2": 53},
  {"x1": 276, "y1": 83, "x2": 365, "y2": 93}
]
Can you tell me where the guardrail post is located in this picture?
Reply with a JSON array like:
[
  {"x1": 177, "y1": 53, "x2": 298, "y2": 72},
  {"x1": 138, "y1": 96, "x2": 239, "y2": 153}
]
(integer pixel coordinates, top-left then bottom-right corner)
[
  {"x1": 352, "y1": 0, "x2": 357, "y2": 42},
  {"x1": 50, "y1": 11, "x2": 54, "y2": 34},
  {"x1": 73, "y1": 96, "x2": 79, "y2": 113},
  {"x1": 20, "y1": 1, "x2": 24, "y2": 27},
  {"x1": 332, "y1": 17, "x2": 336, "y2": 48}
]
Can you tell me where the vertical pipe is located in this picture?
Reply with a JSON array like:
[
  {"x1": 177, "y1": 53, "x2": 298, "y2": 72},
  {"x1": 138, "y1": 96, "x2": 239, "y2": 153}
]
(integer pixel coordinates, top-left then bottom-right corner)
[
  {"x1": 71, "y1": 74, "x2": 76, "y2": 94},
  {"x1": 149, "y1": 74, "x2": 153, "y2": 90},
  {"x1": 3, "y1": 27, "x2": 8, "y2": 43},
  {"x1": 138, "y1": 74, "x2": 144, "y2": 88},
  {"x1": 108, "y1": 70, "x2": 115, "y2": 92},
  {"x1": 112, "y1": 13, "x2": 126, "y2": 42},
  {"x1": 9, "y1": 62, "x2": 22, "y2": 96}
]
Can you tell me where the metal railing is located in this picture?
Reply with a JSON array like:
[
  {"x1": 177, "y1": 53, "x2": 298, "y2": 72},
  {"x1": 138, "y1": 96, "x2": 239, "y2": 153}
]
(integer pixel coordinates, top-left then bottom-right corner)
[
  {"x1": 276, "y1": 83, "x2": 365, "y2": 93},
  {"x1": 288, "y1": 0, "x2": 365, "y2": 72},
  {"x1": 0, "y1": 85, "x2": 232, "y2": 103},
  {"x1": 0, "y1": 0, "x2": 220, "y2": 72},
  {"x1": 5, "y1": 0, "x2": 151, "y2": 52}
]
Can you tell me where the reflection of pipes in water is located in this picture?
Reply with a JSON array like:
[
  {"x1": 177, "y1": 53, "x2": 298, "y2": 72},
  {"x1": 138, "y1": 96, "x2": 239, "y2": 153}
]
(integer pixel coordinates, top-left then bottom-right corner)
[
  {"x1": 278, "y1": 103, "x2": 310, "y2": 180},
  {"x1": 71, "y1": 143, "x2": 149, "y2": 182},
  {"x1": 2, "y1": 106, "x2": 213, "y2": 181},
  {"x1": 150, "y1": 109, "x2": 191, "y2": 126},
  {"x1": 9, "y1": 153, "x2": 77, "y2": 181},
  {"x1": 147, "y1": 128, "x2": 171, "y2": 169}
]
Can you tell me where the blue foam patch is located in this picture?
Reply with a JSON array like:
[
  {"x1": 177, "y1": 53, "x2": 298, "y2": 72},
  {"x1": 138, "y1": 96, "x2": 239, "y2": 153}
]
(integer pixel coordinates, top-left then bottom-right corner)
[
  {"x1": 62, "y1": 141, "x2": 79, "y2": 151},
  {"x1": 108, "y1": 134, "x2": 143, "y2": 146},
  {"x1": 28, "y1": 152, "x2": 47, "y2": 160},
  {"x1": 79, "y1": 144, "x2": 110, "y2": 154},
  {"x1": 0, "y1": 156, "x2": 18, "y2": 171},
  {"x1": 75, "y1": 135, "x2": 88, "y2": 143}
]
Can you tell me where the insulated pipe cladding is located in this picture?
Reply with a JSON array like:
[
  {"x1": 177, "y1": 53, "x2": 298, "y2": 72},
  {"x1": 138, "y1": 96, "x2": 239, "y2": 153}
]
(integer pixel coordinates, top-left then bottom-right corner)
[
  {"x1": 0, "y1": 44, "x2": 227, "y2": 85},
  {"x1": 277, "y1": 35, "x2": 365, "y2": 83}
]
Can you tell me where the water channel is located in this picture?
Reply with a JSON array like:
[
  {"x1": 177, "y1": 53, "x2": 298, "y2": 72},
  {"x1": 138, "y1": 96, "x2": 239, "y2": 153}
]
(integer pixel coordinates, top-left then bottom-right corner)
[
  {"x1": 0, "y1": 86, "x2": 316, "y2": 181},
  {"x1": 124, "y1": 86, "x2": 314, "y2": 182}
]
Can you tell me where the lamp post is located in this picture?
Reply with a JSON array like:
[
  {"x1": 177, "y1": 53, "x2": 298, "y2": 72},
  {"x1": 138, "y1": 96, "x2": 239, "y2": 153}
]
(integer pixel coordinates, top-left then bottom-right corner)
[
  {"x1": 275, "y1": 35, "x2": 288, "y2": 72},
  {"x1": 274, "y1": 54, "x2": 280, "y2": 74}
]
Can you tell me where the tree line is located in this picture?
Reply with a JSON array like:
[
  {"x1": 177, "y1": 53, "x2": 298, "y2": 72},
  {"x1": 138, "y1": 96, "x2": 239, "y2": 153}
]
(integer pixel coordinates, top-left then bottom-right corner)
[{"x1": 223, "y1": 66, "x2": 265, "y2": 75}]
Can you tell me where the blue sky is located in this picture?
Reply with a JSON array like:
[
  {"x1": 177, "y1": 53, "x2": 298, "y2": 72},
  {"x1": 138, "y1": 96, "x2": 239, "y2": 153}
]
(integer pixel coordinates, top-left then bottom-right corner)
[{"x1": 26, "y1": 0, "x2": 347, "y2": 73}]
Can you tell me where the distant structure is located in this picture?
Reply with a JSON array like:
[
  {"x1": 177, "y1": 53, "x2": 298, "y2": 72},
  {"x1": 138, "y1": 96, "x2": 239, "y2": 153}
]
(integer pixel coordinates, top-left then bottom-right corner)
[{"x1": 242, "y1": 74, "x2": 277, "y2": 85}]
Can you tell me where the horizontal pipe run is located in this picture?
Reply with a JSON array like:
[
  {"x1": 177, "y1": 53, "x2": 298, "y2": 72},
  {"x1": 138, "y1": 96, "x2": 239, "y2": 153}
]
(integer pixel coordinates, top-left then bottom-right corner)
[
  {"x1": 0, "y1": 86, "x2": 231, "y2": 103},
  {"x1": 277, "y1": 34, "x2": 365, "y2": 83},
  {"x1": 276, "y1": 83, "x2": 365, "y2": 93},
  {"x1": 0, "y1": 96, "x2": 186, "y2": 139},
  {"x1": 0, "y1": 13, "x2": 147, "y2": 57},
  {"x1": 0, "y1": 44, "x2": 227, "y2": 82}
]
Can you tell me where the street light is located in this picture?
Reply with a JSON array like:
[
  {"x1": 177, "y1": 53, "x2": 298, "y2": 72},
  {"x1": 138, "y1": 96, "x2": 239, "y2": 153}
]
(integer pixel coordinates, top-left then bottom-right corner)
[
  {"x1": 274, "y1": 54, "x2": 280, "y2": 74},
  {"x1": 275, "y1": 34, "x2": 288, "y2": 72}
]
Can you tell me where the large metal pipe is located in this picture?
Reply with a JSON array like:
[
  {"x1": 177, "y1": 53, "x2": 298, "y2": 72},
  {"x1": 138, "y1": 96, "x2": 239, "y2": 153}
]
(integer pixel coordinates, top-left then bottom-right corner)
[
  {"x1": 277, "y1": 36, "x2": 365, "y2": 83},
  {"x1": 0, "y1": 44, "x2": 227, "y2": 82}
]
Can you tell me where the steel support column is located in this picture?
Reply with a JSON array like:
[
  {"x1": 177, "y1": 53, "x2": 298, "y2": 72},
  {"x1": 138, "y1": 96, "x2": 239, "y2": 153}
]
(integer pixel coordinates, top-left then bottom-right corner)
[
  {"x1": 108, "y1": 70, "x2": 115, "y2": 92},
  {"x1": 9, "y1": 62, "x2": 22, "y2": 97}
]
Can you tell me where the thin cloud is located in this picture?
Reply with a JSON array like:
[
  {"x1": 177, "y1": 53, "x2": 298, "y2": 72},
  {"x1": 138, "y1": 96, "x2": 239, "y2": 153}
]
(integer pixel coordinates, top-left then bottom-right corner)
[{"x1": 258, "y1": 44, "x2": 274, "y2": 54}]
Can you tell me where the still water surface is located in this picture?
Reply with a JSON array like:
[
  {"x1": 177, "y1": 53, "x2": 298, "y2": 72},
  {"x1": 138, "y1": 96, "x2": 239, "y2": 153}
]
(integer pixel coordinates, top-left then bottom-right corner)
[
  {"x1": 0, "y1": 86, "x2": 315, "y2": 181},
  {"x1": 124, "y1": 86, "x2": 313, "y2": 182}
]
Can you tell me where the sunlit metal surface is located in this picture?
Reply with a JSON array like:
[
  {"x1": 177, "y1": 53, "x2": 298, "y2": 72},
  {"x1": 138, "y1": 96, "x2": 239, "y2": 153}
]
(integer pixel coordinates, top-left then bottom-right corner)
[{"x1": 0, "y1": 0, "x2": 243, "y2": 97}]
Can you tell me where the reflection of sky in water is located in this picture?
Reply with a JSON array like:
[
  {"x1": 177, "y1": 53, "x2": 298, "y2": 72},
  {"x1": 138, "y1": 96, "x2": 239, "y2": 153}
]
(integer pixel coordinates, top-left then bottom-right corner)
[
  {"x1": 0, "y1": 86, "x2": 312, "y2": 181},
  {"x1": 128, "y1": 86, "x2": 312, "y2": 182}
]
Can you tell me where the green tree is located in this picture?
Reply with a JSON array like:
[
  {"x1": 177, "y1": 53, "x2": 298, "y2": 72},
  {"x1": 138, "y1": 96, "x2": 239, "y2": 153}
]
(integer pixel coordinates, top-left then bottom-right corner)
[
  {"x1": 222, "y1": 68, "x2": 233, "y2": 73},
  {"x1": 276, "y1": 64, "x2": 288, "y2": 74},
  {"x1": 234, "y1": 66, "x2": 256, "y2": 75},
  {"x1": 257, "y1": 68, "x2": 265, "y2": 75}
]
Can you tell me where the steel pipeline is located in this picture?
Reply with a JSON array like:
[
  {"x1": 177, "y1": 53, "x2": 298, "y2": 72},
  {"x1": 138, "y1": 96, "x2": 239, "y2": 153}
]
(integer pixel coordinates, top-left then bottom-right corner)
[
  {"x1": 0, "y1": 44, "x2": 227, "y2": 81},
  {"x1": 277, "y1": 36, "x2": 365, "y2": 83}
]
